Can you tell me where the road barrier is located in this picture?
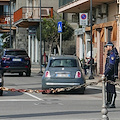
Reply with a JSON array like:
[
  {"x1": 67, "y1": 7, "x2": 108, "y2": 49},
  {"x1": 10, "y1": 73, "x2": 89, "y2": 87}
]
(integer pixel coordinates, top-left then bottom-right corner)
[{"x1": 0, "y1": 79, "x2": 120, "y2": 94}]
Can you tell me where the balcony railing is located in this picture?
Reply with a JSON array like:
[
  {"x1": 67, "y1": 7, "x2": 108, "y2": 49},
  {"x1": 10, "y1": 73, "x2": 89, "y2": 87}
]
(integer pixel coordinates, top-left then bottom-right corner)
[
  {"x1": 14, "y1": 7, "x2": 53, "y2": 23},
  {"x1": 59, "y1": 0, "x2": 76, "y2": 7}
]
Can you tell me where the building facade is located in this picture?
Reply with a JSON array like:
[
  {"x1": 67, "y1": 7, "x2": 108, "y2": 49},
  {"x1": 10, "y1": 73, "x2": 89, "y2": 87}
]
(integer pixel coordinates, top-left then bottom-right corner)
[
  {"x1": 0, "y1": 0, "x2": 59, "y2": 64},
  {"x1": 58, "y1": 0, "x2": 120, "y2": 78},
  {"x1": 14, "y1": 0, "x2": 58, "y2": 64}
]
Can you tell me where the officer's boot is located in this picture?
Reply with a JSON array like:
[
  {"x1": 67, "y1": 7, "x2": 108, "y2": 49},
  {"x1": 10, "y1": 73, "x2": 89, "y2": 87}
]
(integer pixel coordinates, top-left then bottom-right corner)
[
  {"x1": 108, "y1": 93, "x2": 116, "y2": 108},
  {"x1": 106, "y1": 92, "x2": 111, "y2": 106}
]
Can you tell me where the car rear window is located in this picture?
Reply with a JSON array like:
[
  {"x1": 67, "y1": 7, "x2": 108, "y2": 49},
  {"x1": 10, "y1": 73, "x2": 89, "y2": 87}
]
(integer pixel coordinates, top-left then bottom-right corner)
[
  {"x1": 5, "y1": 51, "x2": 27, "y2": 56},
  {"x1": 50, "y1": 59, "x2": 77, "y2": 67}
]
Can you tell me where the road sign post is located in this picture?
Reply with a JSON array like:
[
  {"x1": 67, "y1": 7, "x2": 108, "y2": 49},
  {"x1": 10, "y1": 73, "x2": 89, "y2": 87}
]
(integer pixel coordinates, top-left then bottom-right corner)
[
  {"x1": 58, "y1": 21, "x2": 62, "y2": 55},
  {"x1": 79, "y1": 13, "x2": 88, "y2": 72},
  {"x1": 80, "y1": 13, "x2": 88, "y2": 26}
]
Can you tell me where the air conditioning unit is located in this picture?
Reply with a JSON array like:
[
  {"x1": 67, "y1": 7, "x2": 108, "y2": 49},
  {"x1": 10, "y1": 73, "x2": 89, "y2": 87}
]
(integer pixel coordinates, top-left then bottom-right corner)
[
  {"x1": 96, "y1": 7, "x2": 102, "y2": 18},
  {"x1": 41, "y1": 8, "x2": 50, "y2": 17},
  {"x1": 101, "y1": 4, "x2": 108, "y2": 15}
]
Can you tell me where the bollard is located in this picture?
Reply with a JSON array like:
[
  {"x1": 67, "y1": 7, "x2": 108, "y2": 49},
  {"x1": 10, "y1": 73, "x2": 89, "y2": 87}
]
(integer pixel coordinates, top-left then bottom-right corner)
[{"x1": 101, "y1": 78, "x2": 109, "y2": 120}]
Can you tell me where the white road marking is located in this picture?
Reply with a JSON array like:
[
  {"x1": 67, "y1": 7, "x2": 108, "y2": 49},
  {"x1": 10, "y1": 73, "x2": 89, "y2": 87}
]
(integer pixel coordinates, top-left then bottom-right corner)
[
  {"x1": 0, "y1": 99, "x2": 37, "y2": 101},
  {"x1": 24, "y1": 92, "x2": 44, "y2": 101}
]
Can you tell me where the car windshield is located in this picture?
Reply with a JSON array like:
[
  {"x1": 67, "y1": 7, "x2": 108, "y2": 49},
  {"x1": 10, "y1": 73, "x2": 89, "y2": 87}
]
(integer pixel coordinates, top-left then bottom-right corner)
[
  {"x1": 5, "y1": 51, "x2": 27, "y2": 56},
  {"x1": 50, "y1": 59, "x2": 77, "y2": 67}
]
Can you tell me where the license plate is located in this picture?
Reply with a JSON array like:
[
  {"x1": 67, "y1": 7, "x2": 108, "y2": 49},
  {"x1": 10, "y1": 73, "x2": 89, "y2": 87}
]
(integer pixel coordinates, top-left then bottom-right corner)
[
  {"x1": 12, "y1": 58, "x2": 22, "y2": 61},
  {"x1": 56, "y1": 74, "x2": 70, "y2": 77}
]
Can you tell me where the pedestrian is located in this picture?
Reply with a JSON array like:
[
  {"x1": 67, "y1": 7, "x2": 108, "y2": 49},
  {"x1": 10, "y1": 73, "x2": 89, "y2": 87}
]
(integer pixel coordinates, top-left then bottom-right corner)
[{"x1": 102, "y1": 41, "x2": 119, "y2": 108}]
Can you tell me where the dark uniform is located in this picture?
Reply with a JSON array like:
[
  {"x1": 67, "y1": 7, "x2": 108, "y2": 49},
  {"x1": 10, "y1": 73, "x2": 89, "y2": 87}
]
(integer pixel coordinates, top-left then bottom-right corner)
[{"x1": 104, "y1": 42, "x2": 118, "y2": 108}]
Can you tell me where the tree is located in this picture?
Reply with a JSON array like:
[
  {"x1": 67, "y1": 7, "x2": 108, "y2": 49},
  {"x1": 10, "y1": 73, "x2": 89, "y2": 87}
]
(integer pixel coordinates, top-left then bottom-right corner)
[
  {"x1": 1, "y1": 33, "x2": 10, "y2": 48},
  {"x1": 37, "y1": 18, "x2": 74, "y2": 56}
]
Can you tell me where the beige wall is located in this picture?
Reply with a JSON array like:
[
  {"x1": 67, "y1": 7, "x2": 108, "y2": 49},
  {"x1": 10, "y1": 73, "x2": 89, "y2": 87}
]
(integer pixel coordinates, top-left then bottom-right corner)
[
  {"x1": 16, "y1": 0, "x2": 26, "y2": 10},
  {"x1": 42, "y1": 0, "x2": 59, "y2": 12},
  {"x1": 108, "y1": 2, "x2": 118, "y2": 21},
  {"x1": 15, "y1": 0, "x2": 59, "y2": 11}
]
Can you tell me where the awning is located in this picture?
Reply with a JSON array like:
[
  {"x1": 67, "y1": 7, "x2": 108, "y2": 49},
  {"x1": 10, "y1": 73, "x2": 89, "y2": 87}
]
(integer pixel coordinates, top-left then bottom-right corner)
[{"x1": 57, "y1": 0, "x2": 114, "y2": 13}]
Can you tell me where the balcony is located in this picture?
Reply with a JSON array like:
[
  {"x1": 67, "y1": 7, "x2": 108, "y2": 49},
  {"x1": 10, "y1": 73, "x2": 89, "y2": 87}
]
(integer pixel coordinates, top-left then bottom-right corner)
[
  {"x1": 14, "y1": 7, "x2": 53, "y2": 28},
  {"x1": 0, "y1": 14, "x2": 16, "y2": 32},
  {"x1": 58, "y1": 0, "x2": 114, "y2": 13},
  {"x1": 59, "y1": 0, "x2": 75, "y2": 7}
]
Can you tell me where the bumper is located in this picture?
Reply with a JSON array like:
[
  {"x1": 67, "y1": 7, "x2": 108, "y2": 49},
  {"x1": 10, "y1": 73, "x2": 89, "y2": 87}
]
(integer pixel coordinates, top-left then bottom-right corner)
[
  {"x1": 42, "y1": 78, "x2": 85, "y2": 90},
  {"x1": 2, "y1": 67, "x2": 31, "y2": 73}
]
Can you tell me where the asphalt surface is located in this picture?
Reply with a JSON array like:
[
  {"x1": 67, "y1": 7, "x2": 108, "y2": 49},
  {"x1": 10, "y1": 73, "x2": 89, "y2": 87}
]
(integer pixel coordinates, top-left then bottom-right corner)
[{"x1": 0, "y1": 64, "x2": 120, "y2": 120}]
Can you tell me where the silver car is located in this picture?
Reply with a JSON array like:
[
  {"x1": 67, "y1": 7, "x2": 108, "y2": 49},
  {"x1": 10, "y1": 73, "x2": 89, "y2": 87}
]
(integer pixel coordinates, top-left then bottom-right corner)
[{"x1": 42, "y1": 55, "x2": 86, "y2": 94}]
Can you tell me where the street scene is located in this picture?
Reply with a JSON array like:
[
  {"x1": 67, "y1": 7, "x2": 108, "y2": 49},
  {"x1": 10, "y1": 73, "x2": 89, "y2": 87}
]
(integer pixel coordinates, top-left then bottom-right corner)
[
  {"x1": 0, "y1": 67, "x2": 119, "y2": 120},
  {"x1": 0, "y1": 0, "x2": 120, "y2": 120}
]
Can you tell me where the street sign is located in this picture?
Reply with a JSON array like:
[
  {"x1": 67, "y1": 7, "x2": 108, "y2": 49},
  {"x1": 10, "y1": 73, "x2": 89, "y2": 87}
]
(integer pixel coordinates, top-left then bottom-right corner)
[
  {"x1": 79, "y1": 13, "x2": 88, "y2": 26},
  {"x1": 58, "y1": 21, "x2": 62, "y2": 33}
]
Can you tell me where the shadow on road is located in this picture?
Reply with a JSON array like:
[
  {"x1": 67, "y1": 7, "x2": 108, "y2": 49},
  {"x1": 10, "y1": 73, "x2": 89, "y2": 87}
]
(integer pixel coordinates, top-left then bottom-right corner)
[{"x1": 0, "y1": 110, "x2": 101, "y2": 119}]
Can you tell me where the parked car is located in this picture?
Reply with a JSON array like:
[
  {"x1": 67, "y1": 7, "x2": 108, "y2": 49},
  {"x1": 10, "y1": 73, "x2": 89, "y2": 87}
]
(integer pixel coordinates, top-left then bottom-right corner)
[
  {"x1": 42, "y1": 55, "x2": 86, "y2": 94},
  {"x1": 0, "y1": 66, "x2": 4, "y2": 96},
  {"x1": 1, "y1": 49, "x2": 31, "y2": 76}
]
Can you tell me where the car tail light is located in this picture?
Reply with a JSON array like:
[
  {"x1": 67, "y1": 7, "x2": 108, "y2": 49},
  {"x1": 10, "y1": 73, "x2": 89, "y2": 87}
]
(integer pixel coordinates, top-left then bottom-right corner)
[
  {"x1": 75, "y1": 71, "x2": 81, "y2": 78},
  {"x1": 25, "y1": 66, "x2": 29, "y2": 68},
  {"x1": 2, "y1": 57, "x2": 10, "y2": 61},
  {"x1": 25, "y1": 57, "x2": 30, "y2": 60},
  {"x1": 45, "y1": 71, "x2": 50, "y2": 78},
  {"x1": 5, "y1": 66, "x2": 9, "y2": 68}
]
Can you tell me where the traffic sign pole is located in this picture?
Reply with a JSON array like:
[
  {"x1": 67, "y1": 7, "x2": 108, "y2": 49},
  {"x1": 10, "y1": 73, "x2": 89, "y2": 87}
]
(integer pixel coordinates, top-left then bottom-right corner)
[{"x1": 60, "y1": 33, "x2": 62, "y2": 55}]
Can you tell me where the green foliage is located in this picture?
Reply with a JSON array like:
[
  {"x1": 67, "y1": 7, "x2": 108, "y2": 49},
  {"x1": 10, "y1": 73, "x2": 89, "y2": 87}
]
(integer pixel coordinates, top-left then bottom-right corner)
[
  {"x1": 1, "y1": 33, "x2": 8, "y2": 39},
  {"x1": 0, "y1": 33, "x2": 9, "y2": 48},
  {"x1": 62, "y1": 20, "x2": 74, "y2": 40},
  {"x1": 37, "y1": 18, "x2": 58, "y2": 43},
  {"x1": 36, "y1": 18, "x2": 74, "y2": 55},
  {"x1": 37, "y1": 18, "x2": 74, "y2": 43}
]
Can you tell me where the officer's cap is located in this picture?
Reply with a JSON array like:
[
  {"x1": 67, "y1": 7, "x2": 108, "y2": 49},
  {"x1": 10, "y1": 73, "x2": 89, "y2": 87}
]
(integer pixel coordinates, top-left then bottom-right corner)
[{"x1": 104, "y1": 42, "x2": 114, "y2": 47}]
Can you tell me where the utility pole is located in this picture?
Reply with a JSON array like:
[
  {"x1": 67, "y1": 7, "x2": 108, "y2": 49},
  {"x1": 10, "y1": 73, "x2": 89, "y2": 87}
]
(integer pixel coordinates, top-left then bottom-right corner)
[
  {"x1": 10, "y1": 0, "x2": 12, "y2": 48},
  {"x1": 89, "y1": 0, "x2": 94, "y2": 79},
  {"x1": 39, "y1": 0, "x2": 43, "y2": 75}
]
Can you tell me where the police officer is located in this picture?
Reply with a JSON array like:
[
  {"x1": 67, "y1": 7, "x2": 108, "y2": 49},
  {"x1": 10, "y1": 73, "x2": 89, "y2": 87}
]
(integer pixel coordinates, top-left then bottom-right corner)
[{"x1": 102, "y1": 42, "x2": 118, "y2": 108}]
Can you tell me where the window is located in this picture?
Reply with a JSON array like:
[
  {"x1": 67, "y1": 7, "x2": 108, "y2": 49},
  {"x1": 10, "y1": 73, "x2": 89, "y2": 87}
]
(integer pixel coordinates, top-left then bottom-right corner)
[
  {"x1": 5, "y1": 51, "x2": 27, "y2": 56},
  {"x1": 4, "y1": 5, "x2": 9, "y2": 15},
  {"x1": 107, "y1": 27, "x2": 112, "y2": 42},
  {"x1": 50, "y1": 59, "x2": 77, "y2": 67}
]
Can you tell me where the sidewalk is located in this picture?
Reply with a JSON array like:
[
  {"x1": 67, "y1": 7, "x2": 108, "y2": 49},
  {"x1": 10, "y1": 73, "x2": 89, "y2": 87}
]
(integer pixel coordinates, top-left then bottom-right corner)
[
  {"x1": 84, "y1": 73, "x2": 120, "y2": 91},
  {"x1": 31, "y1": 64, "x2": 45, "y2": 74}
]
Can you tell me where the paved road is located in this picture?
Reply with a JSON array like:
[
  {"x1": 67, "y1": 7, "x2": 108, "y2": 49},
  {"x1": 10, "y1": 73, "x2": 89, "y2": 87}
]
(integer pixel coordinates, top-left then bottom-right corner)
[{"x1": 0, "y1": 72, "x2": 120, "y2": 120}]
